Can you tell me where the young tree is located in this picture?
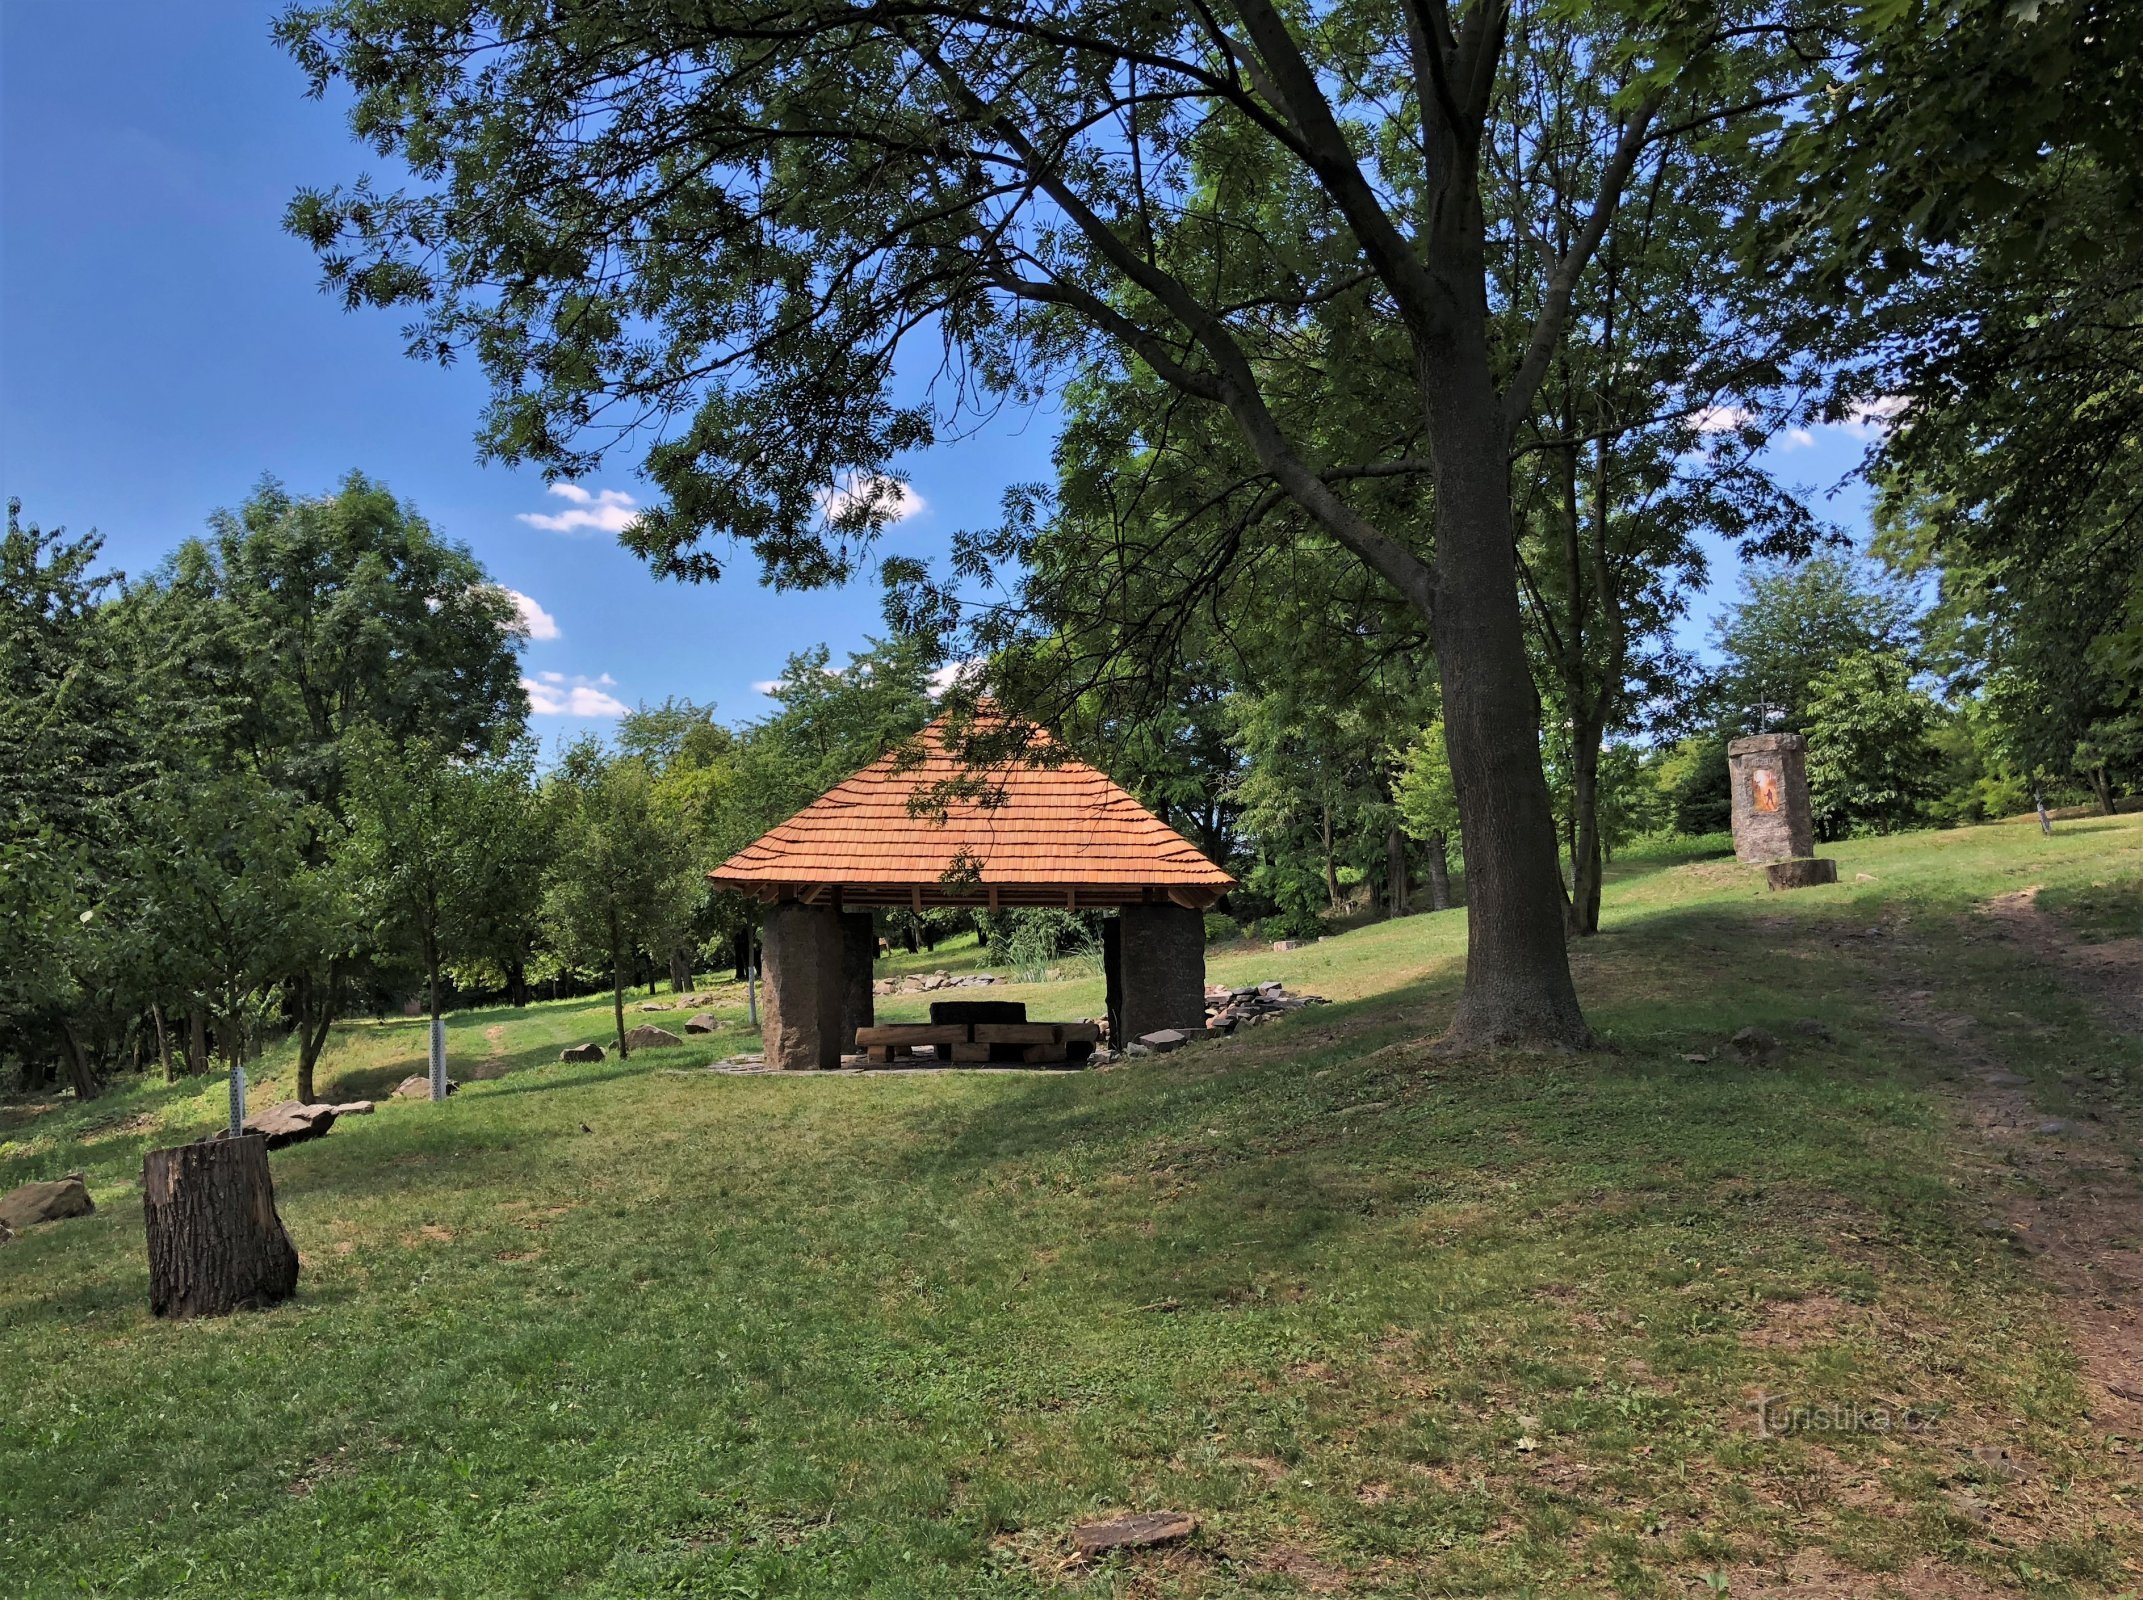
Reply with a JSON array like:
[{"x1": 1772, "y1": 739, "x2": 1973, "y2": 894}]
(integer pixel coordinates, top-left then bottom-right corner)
[
  {"x1": 1395, "y1": 722, "x2": 1462, "y2": 912},
  {"x1": 1803, "y1": 650, "x2": 1941, "y2": 836},
  {"x1": 281, "y1": 0, "x2": 1822, "y2": 1049},
  {"x1": 1711, "y1": 556, "x2": 1918, "y2": 731},
  {"x1": 129, "y1": 772, "x2": 328, "y2": 1129},
  {"x1": 341, "y1": 734, "x2": 544, "y2": 1099},
  {"x1": 0, "y1": 503, "x2": 153, "y2": 1094},
  {"x1": 543, "y1": 743, "x2": 700, "y2": 1058},
  {"x1": 137, "y1": 474, "x2": 530, "y2": 1068}
]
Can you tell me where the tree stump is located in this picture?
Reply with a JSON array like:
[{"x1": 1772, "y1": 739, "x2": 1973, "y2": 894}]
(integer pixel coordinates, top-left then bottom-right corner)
[
  {"x1": 142, "y1": 1134, "x2": 299, "y2": 1319},
  {"x1": 1764, "y1": 857, "x2": 1839, "y2": 891}
]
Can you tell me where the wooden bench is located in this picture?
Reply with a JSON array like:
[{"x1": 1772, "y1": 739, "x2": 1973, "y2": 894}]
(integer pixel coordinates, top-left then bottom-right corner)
[{"x1": 854, "y1": 1020, "x2": 1102, "y2": 1066}]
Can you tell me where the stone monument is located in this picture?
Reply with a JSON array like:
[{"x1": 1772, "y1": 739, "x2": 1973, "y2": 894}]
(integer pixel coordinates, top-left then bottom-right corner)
[{"x1": 1727, "y1": 732, "x2": 1814, "y2": 864}]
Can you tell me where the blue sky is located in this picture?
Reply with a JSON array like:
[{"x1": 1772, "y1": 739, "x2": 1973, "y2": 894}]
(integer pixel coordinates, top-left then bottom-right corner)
[{"x1": 1, "y1": 0, "x2": 1877, "y2": 751}]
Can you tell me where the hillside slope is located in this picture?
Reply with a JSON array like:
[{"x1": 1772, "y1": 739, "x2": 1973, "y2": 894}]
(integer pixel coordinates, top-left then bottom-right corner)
[{"x1": 4, "y1": 818, "x2": 2141, "y2": 1597}]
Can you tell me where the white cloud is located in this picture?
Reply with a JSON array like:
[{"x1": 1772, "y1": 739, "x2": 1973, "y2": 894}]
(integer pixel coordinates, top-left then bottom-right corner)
[
  {"x1": 1686, "y1": 403, "x2": 1753, "y2": 435},
  {"x1": 751, "y1": 679, "x2": 782, "y2": 695},
  {"x1": 518, "y1": 483, "x2": 640, "y2": 535},
  {"x1": 814, "y1": 474, "x2": 924, "y2": 528},
  {"x1": 504, "y1": 588, "x2": 561, "y2": 641},
  {"x1": 1781, "y1": 426, "x2": 1817, "y2": 450},
  {"x1": 929, "y1": 660, "x2": 977, "y2": 697},
  {"x1": 523, "y1": 671, "x2": 629, "y2": 717},
  {"x1": 1841, "y1": 395, "x2": 1911, "y2": 438}
]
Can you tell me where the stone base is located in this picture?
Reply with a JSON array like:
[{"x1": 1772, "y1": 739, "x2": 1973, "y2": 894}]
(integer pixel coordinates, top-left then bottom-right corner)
[
  {"x1": 1114, "y1": 903, "x2": 1208, "y2": 1043},
  {"x1": 840, "y1": 911, "x2": 875, "y2": 1051},
  {"x1": 762, "y1": 901, "x2": 845, "y2": 1069},
  {"x1": 1765, "y1": 857, "x2": 1839, "y2": 892}
]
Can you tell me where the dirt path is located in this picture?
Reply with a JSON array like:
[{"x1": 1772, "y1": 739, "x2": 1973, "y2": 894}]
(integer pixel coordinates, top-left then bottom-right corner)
[{"x1": 1898, "y1": 888, "x2": 2143, "y2": 1442}]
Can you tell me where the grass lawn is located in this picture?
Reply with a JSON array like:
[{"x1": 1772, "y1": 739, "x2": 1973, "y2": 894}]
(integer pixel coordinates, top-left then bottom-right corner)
[{"x1": 4, "y1": 817, "x2": 2142, "y2": 1596}]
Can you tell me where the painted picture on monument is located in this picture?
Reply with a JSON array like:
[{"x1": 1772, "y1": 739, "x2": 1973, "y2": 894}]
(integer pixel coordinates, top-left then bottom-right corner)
[{"x1": 1750, "y1": 767, "x2": 1782, "y2": 814}]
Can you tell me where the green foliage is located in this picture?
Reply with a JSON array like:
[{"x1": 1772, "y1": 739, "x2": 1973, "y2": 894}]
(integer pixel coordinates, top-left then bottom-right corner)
[
  {"x1": 1805, "y1": 649, "x2": 1943, "y2": 836},
  {"x1": 1710, "y1": 556, "x2": 1919, "y2": 731},
  {"x1": 976, "y1": 908, "x2": 1101, "y2": 985},
  {"x1": 341, "y1": 732, "x2": 547, "y2": 1016},
  {"x1": 1662, "y1": 737, "x2": 1733, "y2": 837},
  {"x1": 10, "y1": 817, "x2": 2143, "y2": 1592},
  {"x1": 1394, "y1": 723, "x2": 1460, "y2": 852},
  {"x1": 542, "y1": 743, "x2": 702, "y2": 1055}
]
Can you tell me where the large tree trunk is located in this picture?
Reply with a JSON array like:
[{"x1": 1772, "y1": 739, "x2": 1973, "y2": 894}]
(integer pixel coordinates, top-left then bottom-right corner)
[
  {"x1": 2090, "y1": 766, "x2": 2116, "y2": 816},
  {"x1": 505, "y1": 954, "x2": 529, "y2": 1009},
  {"x1": 669, "y1": 947, "x2": 692, "y2": 994},
  {"x1": 187, "y1": 1005, "x2": 209, "y2": 1076},
  {"x1": 1424, "y1": 343, "x2": 1590, "y2": 1048},
  {"x1": 611, "y1": 913, "x2": 630, "y2": 1057},
  {"x1": 293, "y1": 967, "x2": 338, "y2": 1104},
  {"x1": 1386, "y1": 823, "x2": 1409, "y2": 917},
  {"x1": 142, "y1": 1134, "x2": 299, "y2": 1319},
  {"x1": 59, "y1": 1017, "x2": 100, "y2": 1101},
  {"x1": 1321, "y1": 804, "x2": 1341, "y2": 911},
  {"x1": 1426, "y1": 831, "x2": 1454, "y2": 912},
  {"x1": 1567, "y1": 718, "x2": 1605, "y2": 937}
]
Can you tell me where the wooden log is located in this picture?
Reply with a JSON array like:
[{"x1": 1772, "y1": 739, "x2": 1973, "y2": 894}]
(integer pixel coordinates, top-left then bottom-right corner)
[
  {"x1": 142, "y1": 1134, "x2": 299, "y2": 1320},
  {"x1": 970, "y1": 1023, "x2": 1063, "y2": 1045},
  {"x1": 854, "y1": 1023, "x2": 968, "y2": 1047},
  {"x1": 865, "y1": 1044, "x2": 896, "y2": 1065},
  {"x1": 949, "y1": 1042, "x2": 993, "y2": 1063},
  {"x1": 1020, "y1": 1043, "x2": 1071, "y2": 1064},
  {"x1": 1057, "y1": 1022, "x2": 1102, "y2": 1044}
]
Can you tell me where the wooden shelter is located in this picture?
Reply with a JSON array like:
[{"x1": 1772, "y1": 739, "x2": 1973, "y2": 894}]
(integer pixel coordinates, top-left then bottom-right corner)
[{"x1": 709, "y1": 712, "x2": 1235, "y2": 1069}]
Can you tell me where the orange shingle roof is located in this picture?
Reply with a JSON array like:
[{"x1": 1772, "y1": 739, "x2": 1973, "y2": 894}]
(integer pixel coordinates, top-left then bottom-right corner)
[{"x1": 710, "y1": 713, "x2": 1235, "y2": 906}]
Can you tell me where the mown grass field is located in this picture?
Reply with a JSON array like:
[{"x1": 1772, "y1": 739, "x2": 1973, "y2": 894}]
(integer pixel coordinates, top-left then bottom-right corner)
[{"x1": 4, "y1": 818, "x2": 2142, "y2": 1597}]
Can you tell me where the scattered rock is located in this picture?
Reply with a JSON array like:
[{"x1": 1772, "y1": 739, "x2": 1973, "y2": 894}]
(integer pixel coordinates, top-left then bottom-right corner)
[
  {"x1": 726, "y1": 1052, "x2": 767, "y2": 1065},
  {"x1": 683, "y1": 1012, "x2": 722, "y2": 1035},
  {"x1": 238, "y1": 1100, "x2": 338, "y2": 1149},
  {"x1": 559, "y1": 1043, "x2": 605, "y2": 1063},
  {"x1": 1788, "y1": 1018, "x2": 1834, "y2": 1041},
  {"x1": 1124, "y1": 1042, "x2": 1154, "y2": 1058},
  {"x1": 0, "y1": 1173, "x2": 93, "y2": 1234},
  {"x1": 392, "y1": 1075, "x2": 458, "y2": 1099},
  {"x1": 1203, "y1": 980, "x2": 1328, "y2": 1032},
  {"x1": 1271, "y1": 939, "x2": 1299, "y2": 952},
  {"x1": 1138, "y1": 1028, "x2": 1191, "y2": 1052},
  {"x1": 872, "y1": 970, "x2": 1002, "y2": 996},
  {"x1": 1969, "y1": 1445, "x2": 2021, "y2": 1482},
  {"x1": 1070, "y1": 1510, "x2": 1198, "y2": 1559},
  {"x1": 1981, "y1": 1070, "x2": 2029, "y2": 1087},
  {"x1": 1681, "y1": 1052, "x2": 1712, "y2": 1064},
  {"x1": 1729, "y1": 1027, "x2": 1779, "y2": 1063},
  {"x1": 624, "y1": 1025, "x2": 683, "y2": 1051},
  {"x1": 327, "y1": 1100, "x2": 374, "y2": 1116},
  {"x1": 2035, "y1": 1118, "x2": 2071, "y2": 1136}
]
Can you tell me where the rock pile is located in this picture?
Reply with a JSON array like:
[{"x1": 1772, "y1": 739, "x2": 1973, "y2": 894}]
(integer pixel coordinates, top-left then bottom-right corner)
[
  {"x1": 871, "y1": 970, "x2": 1002, "y2": 997},
  {"x1": 683, "y1": 1012, "x2": 722, "y2": 1034},
  {"x1": 559, "y1": 1042, "x2": 605, "y2": 1063},
  {"x1": 623, "y1": 1024, "x2": 683, "y2": 1051},
  {"x1": 1203, "y1": 980, "x2": 1329, "y2": 1034}
]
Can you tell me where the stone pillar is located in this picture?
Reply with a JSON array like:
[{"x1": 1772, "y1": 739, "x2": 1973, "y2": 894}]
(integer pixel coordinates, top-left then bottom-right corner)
[
  {"x1": 1116, "y1": 901, "x2": 1208, "y2": 1043},
  {"x1": 839, "y1": 911, "x2": 876, "y2": 1053},
  {"x1": 761, "y1": 900, "x2": 844, "y2": 1070},
  {"x1": 1728, "y1": 733, "x2": 1815, "y2": 864}
]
